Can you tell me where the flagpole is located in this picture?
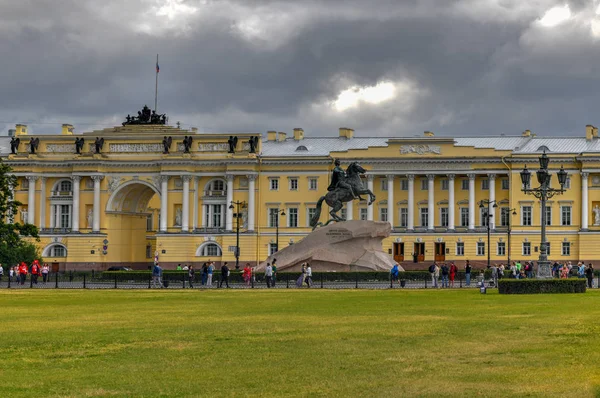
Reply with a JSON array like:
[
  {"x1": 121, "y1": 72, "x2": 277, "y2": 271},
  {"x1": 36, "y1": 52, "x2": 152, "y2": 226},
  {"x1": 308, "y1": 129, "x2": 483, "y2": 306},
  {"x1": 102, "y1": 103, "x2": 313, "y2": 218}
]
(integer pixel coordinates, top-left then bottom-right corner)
[{"x1": 154, "y1": 54, "x2": 159, "y2": 113}]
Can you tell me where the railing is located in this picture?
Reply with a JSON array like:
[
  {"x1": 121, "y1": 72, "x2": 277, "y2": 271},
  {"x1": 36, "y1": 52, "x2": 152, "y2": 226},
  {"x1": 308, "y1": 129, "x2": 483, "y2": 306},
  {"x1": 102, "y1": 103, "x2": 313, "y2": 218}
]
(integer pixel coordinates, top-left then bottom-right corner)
[
  {"x1": 40, "y1": 228, "x2": 72, "y2": 234},
  {"x1": 50, "y1": 191, "x2": 73, "y2": 197},
  {"x1": 202, "y1": 190, "x2": 226, "y2": 197}
]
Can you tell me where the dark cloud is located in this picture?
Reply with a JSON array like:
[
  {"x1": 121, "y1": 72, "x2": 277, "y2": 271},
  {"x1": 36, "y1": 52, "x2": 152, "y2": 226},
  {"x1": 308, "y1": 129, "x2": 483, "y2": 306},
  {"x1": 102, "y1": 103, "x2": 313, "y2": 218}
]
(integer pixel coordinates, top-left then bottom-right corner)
[{"x1": 0, "y1": 0, "x2": 598, "y2": 137}]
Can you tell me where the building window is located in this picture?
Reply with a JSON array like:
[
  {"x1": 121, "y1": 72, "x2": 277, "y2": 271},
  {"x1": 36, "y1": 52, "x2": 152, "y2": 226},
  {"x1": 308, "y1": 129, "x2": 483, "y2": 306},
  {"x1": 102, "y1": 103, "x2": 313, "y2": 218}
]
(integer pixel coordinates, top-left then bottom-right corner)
[
  {"x1": 456, "y1": 242, "x2": 464, "y2": 256},
  {"x1": 381, "y1": 179, "x2": 388, "y2": 191},
  {"x1": 477, "y1": 242, "x2": 485, "y2": 256},
  {"x1": 146, "y1": 245, "x2": 152, "y2": 259},
  {"x1": 481, "y1": 179, "x2": 489, "y2": 190},
  {"x1": 309, "y1": 178, "x2": 318, "y2": 190},
  {"x1": 400, "y1": 208, "x2": 408, "y2": 227},
  {"x1": 440, "y1": 207, "x2": 448, "y2": 227},
  {"x1": 460, "y1": 208, "x2": 469, "y2": 227},
  {"x1": 497, "y1": 242, "x2": 506, "y2": 256},
  {"x1": 146, "y1": 214, "x2": 153, "y2": 232},
  {"x1": 543, "y1": 206, "x2": 552, "y2": 226},
  {"x1": 380, "y1": 207, "x2": 388, "y2": 222},
  {"x1": 441, "y1": 179, "x2": 449, "y2": 190},
  {"x1": 400, "y1": 179, "x2": 408, "y2": 191},
  {"x1": 562, "y1": 242, "x2": 571, "y2": 256},
  {"x1": 307, "y1": 207, "x2": 317, "y2": 226},
  {"x1": 360, "y1": 208, "x2": 368, "y2": 221},
  {"x1": 500, "y1": 208, "x2": 509, "y2": 227},
  {"x1": 270, "y1": 178, "x2": 279, "y2": 191},
  {"x1": 268, "y1": 208, "x2": 280, "y2": 228},
  {"x1": 480, "y1": 208, "x2": 489, "y2": 227},
  {"x1": 561, "y1": 206, "x2": 572, "y2": 226},
  {"x1": 461, "y1": 179, "x2": 469, "y2": 190},
  {"x1": 546, "y1": 242, "x2": 551, "y2": 256},
  {"x1": 60, "y1": 205, "x2": 71, "y2": 228},
  {"x1": 501, "y1": 179, "x2": 509, "y2": 190},
  {"x1": 420, "y1": 208, "x2": 428, "y2": 227},
  {"x1": 49, "y1": 245, "x2": 66, "y2": 257},
  {"x1": 564, "y1": 176, "x2": 571, "y2": 189},
  {"x1": 59, "y1": 180, "x2": 72, "y2": 193},
  {"x1": 201, "y1": 243, "x2": 222, "y2": 256},
  {"x1": 522, "y1": 206, "x2": 532, "y2": 226},
  {"x1": 269, "y1": 243, "x2": 277, "y2": 256},
  {"x1": 421, "y1": 179, "x2": 428, "y2": 191},
  {"x1": 288, "y1": 208, "x2": 298, "y2": 227},
  {"x1": 289, "y1": 178, "x2": 298, "y2": 191},
  {"x1": 523, "y1": 242, "x2": 531, "y2": 256}
]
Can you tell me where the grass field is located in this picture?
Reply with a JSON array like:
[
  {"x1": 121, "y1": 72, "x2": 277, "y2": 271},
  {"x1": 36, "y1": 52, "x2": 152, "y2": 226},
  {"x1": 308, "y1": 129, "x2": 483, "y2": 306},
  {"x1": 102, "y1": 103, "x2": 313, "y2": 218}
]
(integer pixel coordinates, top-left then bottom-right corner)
[{"x1": 2, "y1": 289, "x2": 600, "y2": 397}]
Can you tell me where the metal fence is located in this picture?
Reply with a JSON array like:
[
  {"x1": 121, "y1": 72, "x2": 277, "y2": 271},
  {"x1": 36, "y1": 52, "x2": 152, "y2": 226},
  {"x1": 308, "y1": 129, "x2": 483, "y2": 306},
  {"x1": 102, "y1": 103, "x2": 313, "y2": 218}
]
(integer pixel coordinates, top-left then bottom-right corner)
[{"x1": 0, "y1": 272, "x2": 597, "y2": 290}]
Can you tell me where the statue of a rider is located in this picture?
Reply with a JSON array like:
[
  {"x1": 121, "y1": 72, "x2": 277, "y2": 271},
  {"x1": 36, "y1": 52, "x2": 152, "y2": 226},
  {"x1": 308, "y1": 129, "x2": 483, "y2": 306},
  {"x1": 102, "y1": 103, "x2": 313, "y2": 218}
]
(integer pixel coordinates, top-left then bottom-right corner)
[{"x1": 327, "y1": 159, "x2": 358, "y2": 199}]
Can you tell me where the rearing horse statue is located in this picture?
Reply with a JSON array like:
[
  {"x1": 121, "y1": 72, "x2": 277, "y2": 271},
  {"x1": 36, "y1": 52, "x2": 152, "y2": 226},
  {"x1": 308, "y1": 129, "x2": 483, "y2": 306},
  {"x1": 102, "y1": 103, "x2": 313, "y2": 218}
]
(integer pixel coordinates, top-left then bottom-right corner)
[{"x1": 309, "y1": 162, "x2": 376, "y2": 229}]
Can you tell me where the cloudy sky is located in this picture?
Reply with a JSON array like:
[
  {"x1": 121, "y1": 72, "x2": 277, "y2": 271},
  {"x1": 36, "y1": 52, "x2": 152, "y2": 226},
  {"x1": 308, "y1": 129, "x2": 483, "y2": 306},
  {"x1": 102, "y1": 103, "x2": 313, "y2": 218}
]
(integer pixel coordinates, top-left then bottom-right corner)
[{"x1": 1, "y1": 0, "x2": 600, "y2": 137}]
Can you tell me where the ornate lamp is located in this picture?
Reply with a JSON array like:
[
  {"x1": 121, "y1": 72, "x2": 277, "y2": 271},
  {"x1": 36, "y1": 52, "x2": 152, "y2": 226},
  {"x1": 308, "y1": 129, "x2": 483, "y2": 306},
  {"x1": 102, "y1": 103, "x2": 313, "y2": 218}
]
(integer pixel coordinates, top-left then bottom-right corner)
[
  {"x1": 520, "y1": 165, "x2": 531, "y2": 187},
  {"x1": 557, "y1": 165, "x2": 568, "y2": 187},
  {"x1": 539, "y1": 151, "x2": 550, "y2": 170}
]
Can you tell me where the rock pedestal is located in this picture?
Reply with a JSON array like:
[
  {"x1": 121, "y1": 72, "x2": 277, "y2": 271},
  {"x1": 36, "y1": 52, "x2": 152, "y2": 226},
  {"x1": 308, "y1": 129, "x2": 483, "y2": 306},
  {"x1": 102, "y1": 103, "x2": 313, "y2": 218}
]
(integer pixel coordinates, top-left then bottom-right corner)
[{"x1": 256, "y1": 220, "x2": 402, "y2": 272}]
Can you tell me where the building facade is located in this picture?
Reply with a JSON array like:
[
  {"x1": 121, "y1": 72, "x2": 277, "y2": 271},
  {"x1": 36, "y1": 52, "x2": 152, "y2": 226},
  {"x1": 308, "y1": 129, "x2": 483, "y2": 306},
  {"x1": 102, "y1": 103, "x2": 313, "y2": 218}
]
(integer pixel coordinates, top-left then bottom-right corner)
[{"x1": 5, "y1": 120, "x2": 600, "y2": 271}]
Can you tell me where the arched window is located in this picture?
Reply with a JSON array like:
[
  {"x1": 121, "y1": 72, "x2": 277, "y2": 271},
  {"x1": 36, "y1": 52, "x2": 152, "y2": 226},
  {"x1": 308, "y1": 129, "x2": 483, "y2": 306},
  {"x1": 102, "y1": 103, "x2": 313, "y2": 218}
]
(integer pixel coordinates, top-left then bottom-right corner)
[
  {"x1": 197, "y1": 242, "x2": 222, "y2": 256},
  {"x1": 537, "y1": 145, "x2": 550, "y2": 152},
  {"x1": 45, "y1": 244, "x2": 67, "y2": 257},
  {"x1": 58, "y1": 180, "x2": 72, "y2": 192},
  {"x1": 295, "y1": 145, "x2": 308, "y2": 151}
]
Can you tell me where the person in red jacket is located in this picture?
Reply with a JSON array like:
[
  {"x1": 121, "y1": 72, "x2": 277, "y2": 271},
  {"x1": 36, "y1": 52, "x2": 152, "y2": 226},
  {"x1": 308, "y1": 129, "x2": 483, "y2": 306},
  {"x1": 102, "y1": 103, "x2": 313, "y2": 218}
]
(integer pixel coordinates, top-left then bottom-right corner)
[
  {"x1": 18, "y1": 262, "x2": 28, "y2": 285},
  {"x1": 30, "y1": 260, "x2": 40, "y2": 285},
  {"x1": 449, "y1": 262, "x2": 458, "y2": 288}
]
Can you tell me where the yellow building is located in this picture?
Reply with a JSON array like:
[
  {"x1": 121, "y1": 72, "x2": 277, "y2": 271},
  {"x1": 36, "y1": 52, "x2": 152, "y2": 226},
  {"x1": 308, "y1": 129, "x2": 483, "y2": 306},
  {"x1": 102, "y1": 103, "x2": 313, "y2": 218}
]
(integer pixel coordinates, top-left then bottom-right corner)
[{"x1": 5, "y1": 117, "x2": 600, "y2": 271}]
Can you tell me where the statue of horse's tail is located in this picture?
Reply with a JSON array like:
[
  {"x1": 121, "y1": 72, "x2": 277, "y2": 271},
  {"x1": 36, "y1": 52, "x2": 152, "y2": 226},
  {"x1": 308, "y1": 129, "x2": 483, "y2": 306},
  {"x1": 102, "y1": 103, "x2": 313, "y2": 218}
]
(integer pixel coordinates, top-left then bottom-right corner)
[{"x1": 310, "y1": 195, "x2": 326, "y2": 228}]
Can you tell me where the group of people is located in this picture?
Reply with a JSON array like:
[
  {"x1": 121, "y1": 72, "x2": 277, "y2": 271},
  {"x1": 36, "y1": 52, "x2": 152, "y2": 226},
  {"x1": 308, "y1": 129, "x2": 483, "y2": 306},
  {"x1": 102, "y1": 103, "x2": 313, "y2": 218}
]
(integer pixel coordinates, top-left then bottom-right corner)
[
  {"x1": 428, "y1": 262, "x2": 461, "y2": 288},
  {"x1": 152, "y1": 260, "x2": 233, "y2": 288},
  {"x1": 2, "y1": 260, "x2": 48, "y2": 285}
]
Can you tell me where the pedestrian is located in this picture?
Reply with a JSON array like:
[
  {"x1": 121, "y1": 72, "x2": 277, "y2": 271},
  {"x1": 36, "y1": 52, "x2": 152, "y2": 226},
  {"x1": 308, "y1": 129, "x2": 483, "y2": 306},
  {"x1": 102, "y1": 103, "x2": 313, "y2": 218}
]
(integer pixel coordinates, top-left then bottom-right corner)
[
  {"x1": 428, "y1": 263, "x2": 437, "y2": 288},
  {"x1": 498, "y1": 263, "x2": 505, "y2": 280},
  {"x1": 434, "y1": 263, "x2": 440, "y2": 288},
  {"x1": 560, "y1": 263, "x2": 569, "y2": 279},
  {"x1": 441, "y1": 263, "x2": 449, "y2": 288},
  {"x1": 9, "y1": 266, "x2": 14, "y2": 282},
  {"x1": 578, "y1": 262, "x2": 586, "y2": 279},
  {"x1": 207, "y1": 262, "x2": 214, "y2": 286},
  {"x1": 265, "y1": 262, "x2": 273, "y2": 288},
  {"x1": 465, "y1": 261, "x2": 472, "y2": 287},
  {"x1": 201, "y1": 263, "x2": 208, "y2": 285},
  {"x1": 449, "y1": 262, "x2": 457, "y2": 288},
  {"x1": 510, "y1": 262, "x2": 517, "y2": 279},
  {"x1": 177, "y1": 263, "x2": 182, "y2": 271},
  {"x1": 515, "y1": 261, "x2": 522, "y2": 279},
  {"x1": 42, "y1": 264, "x2": 49, "y2": 283},
  {"x1": 188, "y1": 265, "x2": 195, "y2": 288},
  {"x1": 305, "y1": 263, "x2": 313, "y2": 287},
  {"x1": 182, "y1": 264, "x2": 189, "y2": 271},
  {"x1": 19, "y1": 262, "x2": 28, "y2": 285},
  {"x1": 0, "y1": 264, "x2": 3, "y2": 281},
  {"x1": 243, "y1": 263, "x2": 252, "y2": 286},
  {"x1": 391, "y1": 263, "x2": 399, "y2": 285},
  {"x1": 296, "y1": 264, "x2": 305, "y2": 287},
  {"x1": 490, "y1": 264, "x2": 498, "y2": 287},
  {"x1": 31, "y1": 260, "x2": 40, "y2": 285},
  {"x1": 220, "y1": 262, "x2": 230, "y2": 288},
  {"x1": 152, "y1": 262, "x2": 163, "y2": 288},
  {"x1": 585, "y1": 263, "x2": 594, "y2": 288},
  {"x1": 272, "y1": 258, "x2": 277, "y2": 287}
]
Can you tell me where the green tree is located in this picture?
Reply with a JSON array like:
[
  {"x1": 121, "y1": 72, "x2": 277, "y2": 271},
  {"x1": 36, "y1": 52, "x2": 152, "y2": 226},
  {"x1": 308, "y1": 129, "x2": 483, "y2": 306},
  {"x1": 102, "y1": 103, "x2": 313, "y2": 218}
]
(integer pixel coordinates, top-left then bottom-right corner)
[{"x1": 0, "y1": 161, "x2": 40, "y2": 272}]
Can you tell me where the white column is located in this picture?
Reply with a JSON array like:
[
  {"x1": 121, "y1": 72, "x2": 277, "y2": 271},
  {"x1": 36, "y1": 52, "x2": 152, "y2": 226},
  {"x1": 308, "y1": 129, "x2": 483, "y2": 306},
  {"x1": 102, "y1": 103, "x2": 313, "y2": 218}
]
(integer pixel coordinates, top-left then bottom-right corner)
[
  {"x1": 39, "y1": 177, "x2": 47, "y2": 230},
  {"x1": 488, "y1": 174, "x2": 496, "y2": 229},
  {"x1": 208, "y1": 205, "x2": 214, "y2": 228},
  {"x1": 447, "y1": 174, "x2": 455, "y2": 231},
  {"x1": 408, "y1": 174, "x2": 415, "y2": 230},
  {"x1": 160, "y1": 176, "x2": 169, "y2": 232},
  {"x1": 92, "y1": 175, "x2": 103, "y2": 232},
  {"x1": 220, "y1": 204, "x2": 225, "y2": 228},
  {"x1": 71, "y1": 176, "x2": 80, "y2": 232},
  {"x1": 192, "y1": 177, "x2": 199, "y2": 231},
  {"x1": 387, "y1": 175, "x2": 395, "y2": 228},
  {"x1": 226, "y1": 174, "x2": 234, "y2": 230},
  {"x1": 582, "y1": 172, "x2": 589, "y2": 230},
  {"x1": 55, "y1": 205, "x2": 60, "y2": 228},
  {"x1": 201, "y1": 204, "x2": 207, "y2": 228},
  {"x1": 468, "y1": 174, "x2": 476, "y2": 230},
  {"x1": 248, "y1": 175, "x2": 256, "y2": 230},
  {"x1": 367, "y1": 175, "x2": 374, "y2": 221},
  {"x1": 427, "y1": 174, "x2": 435, "y2": 230},
  {"x1": 27, "y1": 176, "x2": 37, "y2": 224},
  {"x1": 49, "y1": 205, "x2": 55, "y2": 228},
  {"x1": 181, "y1": 175, "x2": 191, "y2": 232},
  {"x1": 346, "y1": 201, "x2": 353, "y2": 221}
]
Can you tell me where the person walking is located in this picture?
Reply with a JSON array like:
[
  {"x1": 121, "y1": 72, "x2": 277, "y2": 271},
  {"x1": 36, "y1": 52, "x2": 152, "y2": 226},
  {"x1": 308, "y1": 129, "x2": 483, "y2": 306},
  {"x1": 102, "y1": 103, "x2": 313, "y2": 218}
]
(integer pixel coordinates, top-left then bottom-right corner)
[
  {"x1": 30, "y1": 261, "x2": 40, "y2": 285},
  {"x1": 465, "y1": 261, "x2": 472, "y2": 287},
  {"x1": 578, "y1": 262, "x2": 586, "y2": 279},
  {"x1": 490, "y1": 264, "x2": 498, "y2": 287},
  {"x1": 220, "y1": 262, "x2": 230, "y2": 288},
  {"x1": 428, "y1": 263, "x2": 437, "y2": 288},
  {"x1": 0, "y1": 264, "x2": 3, "y2": 281},
  {"x1": 304, "y1": 263, "x2": 313, "y2": 288},
  {"x1": 297, "y1": 264, "x2": 306, "y2": 287},
  {"x1": 152, "y1": 263, "x2": 163, "y2": 288},
  {"x1": 271, "y1": 258, "x2": 277, "y2": 287},
  {"x1": 207, "y1": 262, "x2": 214, "y2": 286},
  {"x1": 498, "y1": 263, "x2": 505, "y2": 280},
  {"x1": 586, "y1": 263, "x2": 594, "y2": 288},
  {"x1": 42, "y1": 264, "x2": 49, "y2": 283},
  {"x1": 434, "y1": 263, "x2": 440, "y2": 288},
  {"x1": 188, "y1": 265, "x2": 195, "y2": 288},
  {"x1": 391, "y1": 264, "x2": 399, "y2": 285},
  {"x1": 560, "y1": 263, "x2": 569, "y2": 279},
  {"x1": 265, "y1": 263, "x2": 273, "y2": 288},
  {"x1": 243, "y1": 263, "x2": 252, "y2": 287},
  {"x1": 440, "y1": 263, "x2": 449, "y2": 288},
  {"x1": 9, "y1": 266, "x2": 14, "y2": 283},
  {"x1": 449, "y1": 262, "x2": 457, "y2": 288},
  {"x1": 201, "y1": 263, "x2": 208, "y2": 286},
  {"x1": 18, "y1": 262, "x2": 28, "y2": 285}
]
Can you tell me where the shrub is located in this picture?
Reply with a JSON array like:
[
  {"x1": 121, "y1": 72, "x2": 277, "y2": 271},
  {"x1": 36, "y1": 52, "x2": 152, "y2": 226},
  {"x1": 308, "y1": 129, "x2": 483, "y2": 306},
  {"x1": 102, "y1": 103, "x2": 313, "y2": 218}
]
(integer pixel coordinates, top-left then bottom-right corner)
[{"x1": 498, "y1": 279, "x2": 586, "y2": 294}]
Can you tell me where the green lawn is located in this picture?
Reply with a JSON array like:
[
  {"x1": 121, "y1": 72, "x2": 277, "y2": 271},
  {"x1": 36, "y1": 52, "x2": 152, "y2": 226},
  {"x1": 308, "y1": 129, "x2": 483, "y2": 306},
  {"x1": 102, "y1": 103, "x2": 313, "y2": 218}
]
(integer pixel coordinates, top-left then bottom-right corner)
[{"x1": 1, "y1": 289, "x2": 600, "y2": 397}]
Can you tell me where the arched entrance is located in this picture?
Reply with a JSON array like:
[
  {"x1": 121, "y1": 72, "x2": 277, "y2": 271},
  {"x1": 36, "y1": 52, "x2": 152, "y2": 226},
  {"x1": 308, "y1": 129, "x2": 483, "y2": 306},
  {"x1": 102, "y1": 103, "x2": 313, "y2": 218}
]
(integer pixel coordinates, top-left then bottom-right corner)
[{"x1": 106, "y1": 181, "x2": 161, "y2": 265}]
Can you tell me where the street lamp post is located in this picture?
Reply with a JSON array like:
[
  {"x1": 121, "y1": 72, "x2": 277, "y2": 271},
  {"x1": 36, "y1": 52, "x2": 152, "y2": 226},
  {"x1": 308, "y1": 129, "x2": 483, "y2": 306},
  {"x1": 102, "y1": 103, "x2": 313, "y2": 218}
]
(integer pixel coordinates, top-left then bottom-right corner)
[
  {"x1": 506, "y1": 208, "x2": 517, "y2": 266},
  {"x1": 479, "y1": 200, "x2": 498, "y2": 268},
  {"x1": 519, "y1": 152, "x2": 568, "y2": 278},
  {"x1": 229, "y1": 200, "x2": 247, "y2": 270},
  {"x1": 275, "y1": 209, "x2": 286, "y2": 253}
]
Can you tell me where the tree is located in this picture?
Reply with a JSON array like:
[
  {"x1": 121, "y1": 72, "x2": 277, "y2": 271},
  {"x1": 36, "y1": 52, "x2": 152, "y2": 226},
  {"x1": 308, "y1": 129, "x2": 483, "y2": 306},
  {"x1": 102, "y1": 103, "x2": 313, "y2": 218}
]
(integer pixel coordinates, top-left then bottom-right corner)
[{"x1": 0, "y1": 161, "x2": 40, "y2": 271}]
